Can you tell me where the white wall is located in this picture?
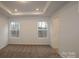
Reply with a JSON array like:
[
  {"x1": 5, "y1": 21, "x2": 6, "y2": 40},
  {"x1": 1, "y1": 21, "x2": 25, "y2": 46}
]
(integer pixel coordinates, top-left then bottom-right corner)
[
  {"x1": 8, "y1": 16, "x2": 50, "y2": 45},
  {"x1": 50, "y1": 2, "x2": 79, "y2": 57},
  {"x1": 50, "y1": 16, "x2": 60, "y2": 48},
  {"x1": 0, "y1": 13, "x2": 8, "y2": 49}
]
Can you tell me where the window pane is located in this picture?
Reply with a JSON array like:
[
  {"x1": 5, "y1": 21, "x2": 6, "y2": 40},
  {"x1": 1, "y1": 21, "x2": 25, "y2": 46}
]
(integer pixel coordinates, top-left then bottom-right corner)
[
  {"x1": 38, "y1": 21, "x2": 48, "y2": 38},
  {"x1": 42, "y1": 22, "x2": 45, "y2": 28},
  {"x1": 38, "y1": 30, "x2": 47, "y2": 37},
  {"x1": 38, "y1": 21, "x2": 47, "y2": 29}
]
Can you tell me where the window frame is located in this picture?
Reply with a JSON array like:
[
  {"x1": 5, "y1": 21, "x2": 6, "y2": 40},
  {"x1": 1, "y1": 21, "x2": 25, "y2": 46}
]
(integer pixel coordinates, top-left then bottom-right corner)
[
  {"x1": 37, "y1": 21, "x2": 48, "y2": 39},
  {"x1": 9, "y1": 21, "x2": 20, "y2": 39}
]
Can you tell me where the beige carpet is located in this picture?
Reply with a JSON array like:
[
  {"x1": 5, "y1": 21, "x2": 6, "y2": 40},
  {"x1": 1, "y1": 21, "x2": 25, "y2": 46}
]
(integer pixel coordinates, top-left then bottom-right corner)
[{"x1": 0, "y1": 44, "x2": 61, "y2": 58}]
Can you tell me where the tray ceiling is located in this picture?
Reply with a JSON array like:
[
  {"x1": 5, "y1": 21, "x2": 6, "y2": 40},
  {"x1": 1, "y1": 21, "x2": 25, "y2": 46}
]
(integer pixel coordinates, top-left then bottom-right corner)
[
  {"x1": 0, "y1": 1, "x2": 68, "y2": 16},
  {"x1": 0, "y1": 1, "x2": 50, "y2": 15}
]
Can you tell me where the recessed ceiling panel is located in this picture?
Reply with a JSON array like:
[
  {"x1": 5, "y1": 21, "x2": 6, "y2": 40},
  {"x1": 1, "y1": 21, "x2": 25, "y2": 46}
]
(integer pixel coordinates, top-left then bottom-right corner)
[
  {"x1": 0, "y1": 1, "x2": 68, "y2": 16},
  {"x1": 1, "y1": 1, "x2": 47, "y2": 13}
]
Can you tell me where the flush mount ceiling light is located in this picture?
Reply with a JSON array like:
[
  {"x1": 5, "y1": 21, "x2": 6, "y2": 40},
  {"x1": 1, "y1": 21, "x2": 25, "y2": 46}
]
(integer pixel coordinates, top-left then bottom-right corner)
[
  {"x1": 18, "y1": 1, "x2": 29, "y2": 3},
  {"x1": 14, "y1": 9, "x2": 18, "y2": 12},
  {"x1": 36, "y1": 8, "x2": 39, "y2": 11}
]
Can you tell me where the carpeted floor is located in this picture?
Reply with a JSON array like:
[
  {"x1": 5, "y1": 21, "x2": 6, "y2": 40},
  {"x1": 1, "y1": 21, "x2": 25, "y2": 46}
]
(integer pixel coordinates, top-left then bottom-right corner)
[{"x1": 0, "y1": 44, "x2": 61, "y2": 58}]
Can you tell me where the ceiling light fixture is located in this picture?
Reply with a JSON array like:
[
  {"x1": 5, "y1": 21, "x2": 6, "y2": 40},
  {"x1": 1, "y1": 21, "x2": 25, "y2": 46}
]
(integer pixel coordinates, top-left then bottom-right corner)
[
  {"x1": 14, "y1": 9, "x2": 18, "y2": 12},
  {"x1": 18, "y1": 1, "x2": 29, "y2": 3},
  {"x1": 36, "y1": 8, "x2": 39, "y2": 11}
]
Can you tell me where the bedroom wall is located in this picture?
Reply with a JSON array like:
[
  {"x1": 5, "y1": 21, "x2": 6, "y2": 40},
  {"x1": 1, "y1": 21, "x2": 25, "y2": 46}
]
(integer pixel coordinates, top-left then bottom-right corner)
[
  {"x1": 0, "y1": 13, "x2": 8, "y2": 49},
  {"x1": 50, "y1": 2, "x2": 79, "y2": 57},
  {"x1": 8, "y1": 16, "x2": 50, "y2": 45}
]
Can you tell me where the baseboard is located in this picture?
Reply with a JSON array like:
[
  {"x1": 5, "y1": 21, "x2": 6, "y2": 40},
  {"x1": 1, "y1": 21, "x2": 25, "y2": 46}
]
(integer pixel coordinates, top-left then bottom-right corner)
[{"x1": 8, "y1": 44, "x2": 50, "y2": 46}]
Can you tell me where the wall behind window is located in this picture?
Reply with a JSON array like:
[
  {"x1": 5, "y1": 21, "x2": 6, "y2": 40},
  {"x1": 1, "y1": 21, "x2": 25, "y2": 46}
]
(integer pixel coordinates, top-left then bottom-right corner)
[{"x1": 8, "y1": 16, "x2": 50, "y2": 45}]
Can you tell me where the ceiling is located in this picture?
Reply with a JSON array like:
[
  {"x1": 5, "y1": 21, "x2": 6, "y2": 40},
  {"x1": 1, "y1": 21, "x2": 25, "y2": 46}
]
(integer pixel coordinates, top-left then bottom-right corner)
[{"x1": 0, "y1": 1, "x2": 68, "y2": 17}]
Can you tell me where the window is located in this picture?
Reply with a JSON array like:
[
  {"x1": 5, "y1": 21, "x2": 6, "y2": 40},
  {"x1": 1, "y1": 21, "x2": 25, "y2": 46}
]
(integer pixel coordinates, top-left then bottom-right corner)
[
  {"x1": 9, "y1": 21, "x2": 20, "y2": 37},
  {"x1": 37, "y1": 21, "x2": 48, "y2": 38}
]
